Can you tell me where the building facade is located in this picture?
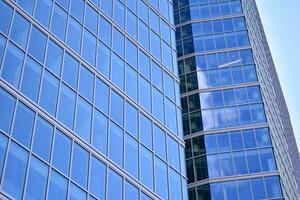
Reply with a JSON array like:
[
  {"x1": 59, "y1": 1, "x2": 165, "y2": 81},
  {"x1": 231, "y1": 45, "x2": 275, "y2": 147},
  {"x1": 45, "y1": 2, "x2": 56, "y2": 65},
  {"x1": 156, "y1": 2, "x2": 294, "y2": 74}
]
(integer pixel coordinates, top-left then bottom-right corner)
[
  {"x1": 0, "y1": 0, "x2": 188, "y2": 200},
  {"x1": 174, "y1": 0, "x2": 300, "y2": 199}
]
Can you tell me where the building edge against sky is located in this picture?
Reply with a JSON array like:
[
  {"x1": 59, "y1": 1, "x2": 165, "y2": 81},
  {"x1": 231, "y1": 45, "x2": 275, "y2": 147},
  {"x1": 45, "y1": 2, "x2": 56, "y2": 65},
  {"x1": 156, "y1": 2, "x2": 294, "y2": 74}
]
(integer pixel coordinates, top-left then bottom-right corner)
[
  {"x1": 0, "y1": 0, "x2": 188, "y2": 200},
  {"x1": 174, "y1": 0, "x2": 300, "y2": 199}
]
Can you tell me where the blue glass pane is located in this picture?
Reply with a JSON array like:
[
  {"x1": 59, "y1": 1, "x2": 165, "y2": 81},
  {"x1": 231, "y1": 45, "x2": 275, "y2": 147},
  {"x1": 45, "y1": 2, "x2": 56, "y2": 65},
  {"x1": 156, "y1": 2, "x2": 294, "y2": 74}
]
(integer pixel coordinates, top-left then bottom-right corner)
[
  {"x1": 140, "y1": 145, "x2": 153, "y2": 189},
  {"x1": 101, "y1": 0, "x2": 112, "y2": 17},
  {"x1": 90, "y1": 156, "x2": 106, "y2": 200},
  {"x1": 62, "y1": 53, "x2": 79, "y2": 89},
  {"x1": 126, "y1": 65, "x2": 138, "y2": 101},
  {"x1": 110, "y1": 91, "x2": 124, "y2": 126},
  {"x1": 205, "y1": 134, "x2": 218, "y2": 153},
  {"x1": 141, "y1": 193, "x2": 151, "y2": 200},
  {"x1": 46, "y1": 40, "x2": 63, "y2": 76},
  {"x1": 99, "y1": 16, "x2": 112, "y2": 46},
  {"x1": 34, "y1": 0, "x2": 52, "y2": 28},
  {"x1": 169, "y1": 168, "x2": 182, "y2": 200},
  {"x1": 219, "y1": 153, "x2": 234, "y2": 176},
  {"x1": 70, "y1": 0, "x2": 84, "y2": 22},
  {"x1": 139, "y1": 50, "x2": 150, "y2": 80},
  {"x1": 155, "y1": 157, "x2": 168, "y2": 200},
  {"x1": 126, "y1": 39, "x2": 137, "y2": 69},
  {"x1": 21, "y1": 56, "x2": 42, "y2": 102},
  {"x1": 25, "y1": 156, "x2": 48, "y2": 200},
  {"x1": 153, "y1": 87, "x2": 164, "y2": 122},
  {"x1": 0, "y1": 133, "x2": 8, "y2": 175},
  {"x1": 207, "y1": 154, "x2": 221, "y2": 178},
  {"x1": 82, "y1": 29, "x2": 97, "y2": 65},
  {"x1": 58, "y1": 84, "x2": 76, "y2": 129},
  {"x1": 75, "y1": 97, "x2": 92, "y2": 142},
  {"x1": 52, "y1": 130, "x2": 71, "y2": 176},
  {"x1": 140, "y1": 114, "x2": 152, "y2": 149},
  {"x1": 0, "y1": 1, "x2": 13, "y2": 35},
  {"x1": 236, "y1": 180, "x2": 252, "y2": 200},
  {"x1": 125, "y1": 133, "x2": 138, "y2": 178},
  {"x1": 67, "y1": 17, "x2": 82, "y2": 53},
  {"x1": 69, "y1": 183, "x2": 87, "y2": 200},
  {"x1": 152, "y1": 61, "x2": 163, "y2": 90},
  {"x1": 39, "y1": 70, "x2": 59, "y2": 115},
  {"x1": 71, "y1": 143, "x2": 89, "y2": 188},
  {"x1": 223, "y1": 182, "x2": 238, "y2": 200},
  {"x1": 217, "y1": 133, "x2": 230, "y2": 152},
  {"x1": 48, "y1": 170, "x2": 68, "y2": 200},
  {"x1": 255, "y1": 128, "x2": 271, "y2": 147},
  {"x1": 229, "y1": 131, "x2": 243, "y2": 150},
  {"x1": 154, "y1": 125, "x2": 166, "y2": 160},
  {"x1": 79, "y1": 65, "x2": 94, "y2": 102},
  {"x1": 2, "y1": 42, "x2": 24, "y2": 88},
  {"x1": 126, "y1": 102, "x2": 138, "y2": 137},
  {"x1": 12, "y1": 103, "x2": 35, "y2": 147},
  {"x1": 125, "y1": 181, "x2": 138, "y2": 200},
  {"x1": 265, "y1": 176, "x2": 282, "y2": 198},
  {"x1": 10, "y1": 12, "x2": 30, "y2": 49},
  {"x1": 85, "y1": 4, "x2": 98, "y2": 35},
  {"x1": 32, "y1": 116, "x2": 53, "y2": 161},
  {"x1": 16, "y1": 0, "x2": 34, "y2": 14},
  {"x1": 114, "y1": 0, "x2": 125, "y2": 28},
  {"x1": 139, "y1": 77, "x2": 151, "y2": 112},
  {"x1": 126, "y1": 10, "x2": 137, "y2": 40},
  {"x1": 28, "y1": 26, "x2": 47, "y2": 62},
  {"x1": 259, "y1": 148, "x2": 276, "y2": 172},
  {"x1": 2, "y1": 142, "x2": 28, "y2": 200},
  {"x1": 210, "y1": 183, "x2": 224, "y2": 200},
  {"x1": 107, "y1": 169, "x2": 122, "y2": 200},
  {"x1": 232, "y1": 151, "x2": 248, "y2": 175},
  {"x1": 51, "y1": 4, "x2": 67, "y2": 40},
  {"x1": 93, "y1": 109, "x2": 108, "y2": 155},
  {"x1": 251, "y1": 178, "x2": 267, "y2": 200},
  {"x1": 0, "y1": 88, "x2": 15, "y2": 134},
  {"x1": 139, "y1": 21, "x2": 149, "y2": 50},
  {"x1": 167, "y1": 135, "x2": 180, "y2": 170},
  {"x1": 97, "y1": 42, "x2": 111, "y2": 78},
  {"x1": 165, "y1": 98, "x2": 177, "y2": 134},
  {"x1": 246, "y1": 150, "x2": 261, "y2": 173},
  {"x1": 0, "y1": 35, "x2": 5, "y2": 63},
  {"x1": 95, "y1": 78, "x2": 109, "y2": 114},
  {"x1": 109, "y1": 122, "x2": 123, "y2": 167},
  {"x1": 113, "y1": 28, "x2": 125, "y2": 58},
  {"x1": 150, "y1": 31, "x2": 161, "y2": 60},
  {"x1": 56, "y1": 0, "x2": 69, "y2": 10},
  {"x1": 111, "y1": 53, "x2": 125, "y2": 90}
]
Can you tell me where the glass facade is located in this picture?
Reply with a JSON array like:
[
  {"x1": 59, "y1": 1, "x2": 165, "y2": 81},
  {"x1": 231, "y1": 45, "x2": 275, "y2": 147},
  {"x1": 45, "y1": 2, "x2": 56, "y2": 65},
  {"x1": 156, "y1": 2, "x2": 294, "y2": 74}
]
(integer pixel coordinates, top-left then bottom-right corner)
[
  {"x1": 0, "y1": 0, "x2": 187, "y2": 200},
  {"x1": 174, "y1": 0, "x2": 290, "y2": 199}
]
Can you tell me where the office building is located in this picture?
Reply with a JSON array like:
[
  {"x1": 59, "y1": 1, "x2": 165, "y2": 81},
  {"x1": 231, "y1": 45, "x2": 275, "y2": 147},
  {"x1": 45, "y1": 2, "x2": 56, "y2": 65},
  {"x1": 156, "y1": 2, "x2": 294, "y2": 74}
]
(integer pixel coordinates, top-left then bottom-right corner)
[{"x1": 174, "y1": 0, "x2": 300, "y2": 199}]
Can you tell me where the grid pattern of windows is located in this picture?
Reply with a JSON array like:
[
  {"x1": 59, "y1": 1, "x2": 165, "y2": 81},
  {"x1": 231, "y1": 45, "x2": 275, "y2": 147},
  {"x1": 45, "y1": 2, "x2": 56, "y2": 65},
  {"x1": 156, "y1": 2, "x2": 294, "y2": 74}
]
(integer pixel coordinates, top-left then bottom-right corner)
[{"x1": 0, "y1": 0, "x2": 187, "y2": 199}]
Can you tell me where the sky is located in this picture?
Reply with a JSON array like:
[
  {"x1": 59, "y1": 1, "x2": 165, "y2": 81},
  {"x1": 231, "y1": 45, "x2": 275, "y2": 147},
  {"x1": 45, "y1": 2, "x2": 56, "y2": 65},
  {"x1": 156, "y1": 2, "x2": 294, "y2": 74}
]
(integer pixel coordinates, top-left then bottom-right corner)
[{"x1": 255, "y1": 0, "x2": 300, "y2": 149}]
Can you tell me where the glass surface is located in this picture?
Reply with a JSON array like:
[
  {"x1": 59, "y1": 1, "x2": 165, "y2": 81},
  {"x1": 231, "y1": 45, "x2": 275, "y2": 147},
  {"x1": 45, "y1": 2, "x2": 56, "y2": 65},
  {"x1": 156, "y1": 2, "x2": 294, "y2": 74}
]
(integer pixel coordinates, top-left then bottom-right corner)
[
  {"x1": 126, "y1": 65, "x2": 138, "y2": 101},
  {"x1": 62, "y1": 53, "x2": 79, "y2": 89},
  {"x1": 125, "y1": 181, "x2": 138, "y2": 200},
  {"x1": 139, "y1": 50, "x2": 150, "y2": 80},
  {"x1": 165, "y1": 98, "x2": 177, "y2": 134},
  {"x1": 155, "y1": 157, "x2": 168, "y2": 200},
  {"x1": 113, "y1": 28, "x2": 125, "y2": 57},
  {"x1": 10, "y1": 12, "x2": 30, "y2": 49},
  {"x1": 34, "y1": 0, "x2": 51, "y2": 27},
  {"x1": 85, "y1": 4, "x2": 98, "y2": 35},
  {"x1": 2, "y1": 142, "x2": 28, "y2": 200},
  {"x1": 169, "y1": 168, "x2": 182, "y2": 200},
  {"x1": 107, "y1": 169, "x2": 122, "y2": 200},
  {"x1": 52, "y1": 130, "x2": 71, "y2": 176},
  {"x1": 152, "y1": 87, "x2": 164, "y2": 122},
  {"x1": 58, "y1": 83, "x2": 76, "y2": 129},
  {"x1": 12, "y1": 103, "x2": 35, "y2": 147},
  {"x1": 82, "y1": 29, "x2": 97, "y2": 65},
  {"x1": 95, "y1": 78, "x2": 109, "y2": 114},
  {"x1": 69, "y1": 183, "x2": 86, "y2": 200},
  {"x1": 223, "y1": 182, "x2": 238, "y2": 200},
  {"x1": 140, "y1": 114, "x2": 152, "y2": 149},
  {"x1": 139, "y1": 77, "x2": 151, "y2": 112},
  {"x1": 25, "y1": 156, "x2": 48, "y2": 200},
  {"x1": 110, "y1": 90, "x2": 124, "y2": 126},
  {"x1": 125, "y1": 102, "x2": 138, "y2": 137},
  {"x1": 97, "y1": 41, "x2": 111, "y2": 78},
  {"x1": 265, "y1": 176, "x2": 282, "y2": 198},
  {"x1": 0, "y1": 133, "x2": 8, "y2": 175},
  {"x1": 2, "y1": 42, "x2": 24, "y2": 88},
  {"x1": 125, "y1": 133, "x2": 138, "y2": 178},
  {"x1": 21, "y1": 56, "x2": 42, "y2": 102},
  {"x1": 75, "y1": 97, "x2": 92, "y2": 142},
  {"x1": 46, "y1": 40, "x2": 63, "y2": 77},
  {"x1": 232, "y1": 151, "x2": 248, "y2": 175},
  {"x1": 48, "y1": 170, "x2": 68, "y2": 200},
  {"x1": 0, "y1": 1, "x2": 13, "y2": 35},
  {"x1": 236, "y1": 180, "x2": 252, "y2": 200},
  {"x1": 154, "y1": 125, "x2": 166, "y2": 160},
  {"x1": 260, "y1": 148, "x2": 276, "y2": 172},
  {"x1": 139, "y1": 20, "x2": 149, "y2": 50},
  {"x1": 39, "y1": 70, "x2": 59, "y2": 115},
  {"x1": 140, "y1": 145, "x2": 153, "y2": 189},
  {"x1": 207, "y1": 154, "x2": 221, "y2": 178},
  {"x1": 109, "y1": 122, "x2": 123, "y2": 167},
  {"x1": 111, "y1": 53, "x2": 125, "y2": 90},
  {"x1": 71, "y1": 143, "x2": 89, "y2": 188},
  {"x1": 114, "y1": 0, "x2": 125, "y2": 28},
  {"x1": 90, "y1": 156, "x2": 106, "y2": 200},
  {"x1": 246, "y1": 150, "x2": 261, "y2": 173},
  {"x1": 99, "y1": 16, "x2": 112, "y2": 46},
  {"x1": 28, "y1": 27, "x2": 47, "y2": 62},
  {"x1": 126, "y1": 10, "x2": 137, "y2": 40},
  {"x1": 152, "y1": 61, "x2": 163, "y2": 90},
  {"x1": 92, "y1": 109, "x2": 108, "y2": 155},
  {"x1": 70, "y1": 0, "x2": 84, "y2": 22},
  {"x1": 79, "y1": 65, "x2": 94, "y2": 102},
  {"x1": 126, "y1": 39, "x2": 137, "y2": 69},
  {"x1": 0, "y1": 88, "x2": 16, "y2": 134},
  {"x1": 255, "y1": 128, "x2": 271, "y2": 147},
  {"x1": 67, "y1": 17, "x2": 82, "y2": 53},
  {"x1": 32, "y1": 116, "x2": 53, "y2": 161},
  {"x1": 0, "y1": 35, "x2": 5, "y2": 62},
  {"x1": 167, "y1": 135, "x2": 180, "y2": 171},
  {"x1": 251, "y1": 178, "x2": 267, "y2": 200}
]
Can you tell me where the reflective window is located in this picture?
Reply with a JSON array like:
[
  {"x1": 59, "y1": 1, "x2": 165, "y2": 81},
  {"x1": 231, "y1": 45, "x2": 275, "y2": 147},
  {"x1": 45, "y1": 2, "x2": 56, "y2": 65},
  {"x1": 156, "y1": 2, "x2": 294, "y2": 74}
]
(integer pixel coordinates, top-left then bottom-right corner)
[
  {"x1": 70, "y1": 0, "x2": 84, "y2": 22},
  {"x1": 237, "y1": 180, "x2": 252, "y2": 200},
  {"x1": 2, "y1": 142, "x2": 28, "y2": 200},
  {"x1": 71, "y1": 143, "x2": 89, "y2": 188},
  {"x1": 58, "y1": 84, "x2": 76, "y2": 129},
  {"x1": 111, "y1": 53, "x2": 125, "y2": 90},
  {"x1": 21, "y1": 56, "x2": 42, "y2": 102},
  {"x1": 165, "y1": 98, "x2": 177, "y2": 134},
  {"x1": 125, "y1": 133, "x2": 138, "y2": 178},
  {"x1": 67, "y1": 17, "x2": 82, "y2": 53},
  {"x1": 75, "y1": 97, "x2": 92, "y2": 142},
  {"x1": 90, "y1": 156, "x2": 106, "y2": 200},
  {"x1": 126, "y1": 65, "x2": 138, "y2": 101},
  {"x1": 139, "y1": 77, "x2": 151, "y2": 112},
  {"x1": 265, "y1": 176, "x2": 282, "y2": 198},
  {"x1": 167, "y1": 135, "x2": 180, "y2": 170},
  {"x1": 110, "y1": 90, "x2": 124, "y2": 126},
  {"x1": 0, "y1": 133, "x2": 8, "y2": 174},
  {"x1": 97, "y1": 41, "x2": 111, "y2": 78},
  {"x1": 32, "y1": 116, "x2": 53, "y2": 161},
  {"x1": 51, "y1": 4, "x2": 67, "y2": 41},
  {"x1": 79, "y1": 65, "x2": 94, "y2": 102},
  {"x1": 154, "y1": 125, "x2": 166, "y2": 160},
  {"x1": 260, "y1": 148, "x2": 276, "y2": 172},
  {"x1": 85, "y1": 4, "x2": 98, "y2": 35},
  {"x1": 62, "y1": 53, "x2": 79, "y2": 89},
  {"x1": 126, "y1": 10, "x2": 137, "y2": 40},
  {"x1": 223, "y1": 182, "x2": 238, "y2": 200},
  {"x1": 56, "y1": 0, "x2": 69, "y2": 10},
  {"x1": 251, "y1": 178, "x2": 267, "y2": 200},
  {"x1": 151, "y1": 31, "x2": 161, "y2": 60},
  {"x1": 153, "y1": 87, "x2": 164, "y2": 122},
  {"x1": 140, "y1": 145, "x2": 153, "y2": 189},
  {"x1": 169, "y1": 168, "x2": 182, "y2": 200},
  {"x1": 255, "y1": 128, "x2": 271, "y2": 147},
  {"x1": 46, "y1": 40, "x2": 63, "y2": 76},
  {"x1": 109, "y1": 122, "x2": 123, "y2": 166},
  {"x1": 34, "y1": 0, "x2": 52, "y2": 28},
  {"x1": 126, "y1": 39, "x2": 138, "y2": 69},
  {"x1": 48, "y1": 170, "x2": 68, "y2": 200},
  {"x1": 232, "y1": 151, "x2": 248, "y2": 175},
  {"x1": 82, "y1": 29, "x2": 97, "y2": 65},
  {"x1": 152, "y1": 61, "x2": 163, "y2": 90},
  {"x1": 113, "y1": 28, "x2": 125, "y2": 58},
  {"x1": 25, "y1": 156, "x2": 48, "y2": 200},
  {"x1": 107, "y1": 169, "x2": 122, "y2": 200},
  {"x1": 0, "y1": 88, "x2": 16, "y2": 134},
  {"x1": 246, "y1": 150, "x2": 261, "y2": 173},
  {"x1": 126, "y1": 102, "x2": 138, "y2": 137},
  {"x1": 99, "y1": 16, "x2": 112, "y2": 46},
  {"x1": 93, "y1": 109, "x2": 108, "y2": 155},
  {"x1": 52, "y1": 130, "x2": 71, "y2": 176},
  {"x1": 0, "y1": 35, "x2": 5, "y2": 62},
  {"x1": 139, "y1": 20, "x2": 149, "y2": 50},
  {"x1": 95, "y1": 78, "x2": 109, "y2": 114},
  {"x1": 139, "y1": 50, "x2": 150, "y2": 80},
  {"x1": 39, "y1": 70, "x2": 59, "y2": 115},
  {"x1": 69, "y1": 183, "x2": 87, "y2": 200},
  {"x1": 10, "y1": 12, "x2": 30, "y2": 49},
  {"x1": 1, "y1": 42, "x2": 24, "y2": 88},
  {"x1": 125, "y1": 181, "x2": 138, "y2": 200},
  {"x1": 12, "y1": 103, "x2": 35, "y2": 147},
  {"x1": 0, "y1": 1, "x2": 13, "y2": 35},
  {"x1": 101, "y1": 0, "x2": 112, "y2": 17},
  {"x1": 140, "y1": 114, "x2": 152, "y2": 149},
  {"x1": 155, "y1": 157, "x2": 168, "y2": 199}
]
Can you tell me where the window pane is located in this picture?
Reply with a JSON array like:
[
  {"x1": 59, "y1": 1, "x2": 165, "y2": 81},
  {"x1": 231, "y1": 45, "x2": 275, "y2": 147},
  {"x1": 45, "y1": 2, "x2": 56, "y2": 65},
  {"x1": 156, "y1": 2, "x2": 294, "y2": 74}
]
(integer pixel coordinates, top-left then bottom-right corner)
[
  {"x1": 82, "y1": 29, "x2": 97, "y2": 65},
  {"x1": 2, "y1": 142, "x2": 28, "y2": 200},
  {"x1": 71, "y1": 143, "x2": 89, "y2": 188},
  {"x1": 32, "y1": 116, "x2": 53, "y2": 161},
  {"x1": 126, "y1": 39, "x2": 137, "y2": 69},
  {"x1": 0, "y1": 88, "x2": 16, "y2": 134},
  {"x1": 52, "y1": 130, "x2": 71, "y2": 176},
  {"x1": 109, "y1": 122, "x2": 123, "y2": 166},
  {"x1": 125, "y1": 133, "x2": 138, "y2": 178},
  {"x1": 48, "y1": 170, "x2": 68, "y2": 200},
  {"x1": 153, "y1": 87, "x2": 164, "y2": 122},
  {"x1": 167, "y1": 135, "x2": 180, "y2": 170},
  {"x1": 99, "y1": 16, "x2": 112, "y2": 46},
  {"x1": 140, "y1": 145, "x2": 153, "y2": 189},
  {"x1": 219, "y1": 153, "x2": 234, "y2": 176},
  {"x1": 236, "y1": 180, "x2": 252, "y2": 200},
  {"x1": 95, "y1": 78, "x2": 109, "y2": 115},
  {"x1": 155, "y1": 157, "x2": 168, "y2": 200},
  {"x1": 255, "y1": 128, "x2": 271, "y2": 147},
  {"x1": 259, "y1": 148, "x2": 276, "y2": 172},
  {"x1": 79, "y1": 65, "x2": 94, "y2": 102},
  {"x1": 139, "y1": 77, "x2": 151, "y2": 112},
  {"x1": 70, "y1": 0, "x2": 84, "y2": 22},
  {"x1": 69, "y1": 183, "x2": 87, "y2": 200},
  {"x1": 21, "y1": 56, "x2": 42, "y2": 102},
  {"x1": 152, "y1": 61, "x2": 163, "y2": 90},
  {"x1": 139, "y1": 50, "x2": 150, "y2": 80},
  {"x1": 114, "y1": 0, "x2": 125, "y2": 28},
  {"x1": 12, "y1": 103, "x2": 35, "y2": 147},
  {"x1": 10, "y1": 12, "x2": 30, "y2": 49},
  {"x1": 62, "y1": 53, "x2": 79, "y2": 89},
  {"x1": 97, "y1": 41, "x2": 111, "y2": 78},
  {"x1": 246, "y1": 150, "x2": 261, "y2": 173},
  {"x1": 111, "y1": 53, "x2": 125, "y2": 90},
  {"x1": 25, "y1": 156, "x2": 48, "y2": 200},
  {"x1": 75, "y1": 97, "x2": 92, "y2": 142},
  {"x1": 169, "y1": 168, "x2": 182, "y2": 200},
  {"x1": 90, "y1": 156, "x2": 106, "y2": 200},
  {"x1": 67, "y1": 17, "x2": 82, "y2": 53},
  {"x1": 110, "y1": 90, "x2": 124, "y2": 126},
  {"x1": 154, "y1": 125, "x2": 166, "y2": 160},
  {"x1": 139, "y1": 20, "x2": 149, "y2": 50},
  {"x1": 46, "y1": 40, "x2": 63, "y2": 76},
  {"x1": 58, "y1": 84, "x2": 76, "y2": 129},
  {"x1": 113, "y1": 28, "x2": 125, "y2": 58},
  {"x1": 265, "y1": 176, "x2": 282, "y2": 198},
  {"x1": 28, "y1": 27, "x2": 47, "y2": 62},
  {"x1": 251, "y1": 178, "x2": 267, "y2": 200},
  {"x1": 1, "y1": 42, "x2": 24, "y2": 88},
  {"x1": 126, "y1": 102, "x2": 138, "y2": 137},
  {"x1": 0, "y1": 133, "x2": 8, "y2": 174},
  {"x1": 140, "y1": 114, "x2": 152, "y2": 149},
  {"x1": 232, "y1": 151, "x2": 248, "y2": 175},
  {"x1": 223, "y1": 182, "x2": 238, "y2": 200},
  {"x1": 125, "y1": 181, "x2": 138, "y2": 200},
  {"x1": 85, "y1": 4, "x2": 98, "y2": 35},
  {"x1": 93, "y1": 109, "x2": 108, "y2": 155},
  {"x1": 107, "y1": 169, "x2": 122, "y2": 200},
  {"x1": 34, "y1": 0, "x2": 52, "y2": 28},
  {"x1": 126, "y1": 10, "x2": 137, "y2": 40},
  {"x1": 126, "y1": 64, "x2": 138, "y2": 101},
  {"x1": 165, "y1": 98, "x2": 177, "y2": 134},
  {"x1": 0, "y1": 1, "x2": 13, "y2": 35},
  {"x1": 39, "y1": 70, "x2": 59, "y2": 115}
]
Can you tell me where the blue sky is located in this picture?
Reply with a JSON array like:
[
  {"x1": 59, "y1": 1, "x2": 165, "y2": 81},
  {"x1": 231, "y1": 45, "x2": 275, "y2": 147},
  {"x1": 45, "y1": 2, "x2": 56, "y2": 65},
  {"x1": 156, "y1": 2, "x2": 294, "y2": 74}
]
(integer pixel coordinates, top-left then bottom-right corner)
[{"x1": 256, "y1": 0, "x2": 300, "y2": 149}]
